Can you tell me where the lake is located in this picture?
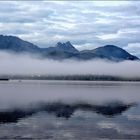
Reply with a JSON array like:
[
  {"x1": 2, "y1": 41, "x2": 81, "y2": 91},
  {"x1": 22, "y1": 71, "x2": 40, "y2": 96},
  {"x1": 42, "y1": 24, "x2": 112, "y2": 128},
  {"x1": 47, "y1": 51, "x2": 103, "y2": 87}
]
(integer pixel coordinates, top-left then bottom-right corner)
[{"x1": 0, "y1": 80, "x2": 140, "y2": 139}]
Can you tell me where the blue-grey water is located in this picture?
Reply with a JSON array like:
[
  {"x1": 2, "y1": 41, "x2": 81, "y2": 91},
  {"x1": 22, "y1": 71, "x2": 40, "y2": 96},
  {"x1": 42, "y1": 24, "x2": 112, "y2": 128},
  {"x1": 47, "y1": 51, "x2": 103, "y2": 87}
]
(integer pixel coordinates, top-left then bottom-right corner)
[{"x1": 0, "y1": 80, "x2": 140, "y2": 139}]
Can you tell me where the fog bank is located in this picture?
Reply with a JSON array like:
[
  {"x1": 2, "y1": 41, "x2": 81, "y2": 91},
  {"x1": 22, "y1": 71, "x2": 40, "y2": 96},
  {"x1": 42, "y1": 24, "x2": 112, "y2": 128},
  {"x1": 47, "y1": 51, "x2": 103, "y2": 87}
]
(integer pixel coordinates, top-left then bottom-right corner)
[{"x1": 0, "y1": 52, "x2": 140, "y2": 77}]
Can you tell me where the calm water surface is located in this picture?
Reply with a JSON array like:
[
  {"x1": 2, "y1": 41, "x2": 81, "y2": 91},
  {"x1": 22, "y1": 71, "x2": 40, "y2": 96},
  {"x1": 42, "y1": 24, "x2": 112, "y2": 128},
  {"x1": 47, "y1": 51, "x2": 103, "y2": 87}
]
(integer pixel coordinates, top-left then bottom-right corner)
[{"x1": 0, "y1": 80, "x2": 140, "y2": 139}]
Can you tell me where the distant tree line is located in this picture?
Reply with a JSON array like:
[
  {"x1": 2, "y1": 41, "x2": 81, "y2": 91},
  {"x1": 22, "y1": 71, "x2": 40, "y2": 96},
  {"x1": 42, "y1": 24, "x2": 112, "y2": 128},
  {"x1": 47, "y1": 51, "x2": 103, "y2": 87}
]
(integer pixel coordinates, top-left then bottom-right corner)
[{"x1": 1, "y1": 74, "x2": 140, "y2": 81}]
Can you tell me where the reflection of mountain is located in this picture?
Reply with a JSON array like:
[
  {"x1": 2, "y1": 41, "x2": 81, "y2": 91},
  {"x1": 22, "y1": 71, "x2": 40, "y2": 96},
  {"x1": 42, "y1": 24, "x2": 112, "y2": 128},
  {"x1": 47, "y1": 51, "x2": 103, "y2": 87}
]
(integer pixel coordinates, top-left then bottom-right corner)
[
  {"x1": 0, "y1": 101, "x2": 136, "y2": 123},
  {"x1": 0, "y1": 35, "x2": 139, "y2": 61}
]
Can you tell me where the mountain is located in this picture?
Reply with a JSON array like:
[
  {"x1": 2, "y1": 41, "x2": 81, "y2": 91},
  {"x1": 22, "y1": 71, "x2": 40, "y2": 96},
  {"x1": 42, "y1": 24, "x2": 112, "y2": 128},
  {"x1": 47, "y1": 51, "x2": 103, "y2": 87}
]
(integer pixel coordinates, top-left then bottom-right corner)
[
  {"x1": 80, "y1": 45, "x2": 138, "y2": 61},
  {"x1": 55, "y1": 41, "x2": 79, "y2": 53},
  {"x1": 0, "y1": 35, "x2": 41, "y2": 54},
  {"x1": 0, "y1": 35, "x2": 139, "y2": 61},
  {"x1": 40, "y1": 41, "x2": 79, "y2": 59}
]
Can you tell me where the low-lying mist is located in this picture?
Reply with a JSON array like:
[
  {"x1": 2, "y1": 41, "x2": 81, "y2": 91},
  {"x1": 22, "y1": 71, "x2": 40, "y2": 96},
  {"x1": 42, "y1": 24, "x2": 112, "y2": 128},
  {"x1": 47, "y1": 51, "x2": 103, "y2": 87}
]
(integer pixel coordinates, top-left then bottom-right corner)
[{"x1": 0, "y1": 51, "x2": 140, "y2": 78}]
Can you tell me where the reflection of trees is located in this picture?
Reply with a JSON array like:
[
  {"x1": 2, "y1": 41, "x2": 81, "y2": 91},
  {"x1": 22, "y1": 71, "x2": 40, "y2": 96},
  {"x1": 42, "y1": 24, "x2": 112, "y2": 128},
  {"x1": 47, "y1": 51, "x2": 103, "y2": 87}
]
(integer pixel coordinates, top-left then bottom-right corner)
[{"x1": 0, "y1": 101, "x2": 136, "y2": 123}]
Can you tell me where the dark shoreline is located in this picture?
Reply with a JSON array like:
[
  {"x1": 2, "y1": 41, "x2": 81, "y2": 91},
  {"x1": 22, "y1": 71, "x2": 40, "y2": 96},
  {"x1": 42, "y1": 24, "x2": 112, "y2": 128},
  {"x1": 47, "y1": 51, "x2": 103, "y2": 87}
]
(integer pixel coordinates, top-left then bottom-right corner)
[
  {"x1": 0, "y1": 78, "x2": 9, "y2": 81},
  {"x1": 1, "y1": 75, "x2": 140, "y2": 82}
]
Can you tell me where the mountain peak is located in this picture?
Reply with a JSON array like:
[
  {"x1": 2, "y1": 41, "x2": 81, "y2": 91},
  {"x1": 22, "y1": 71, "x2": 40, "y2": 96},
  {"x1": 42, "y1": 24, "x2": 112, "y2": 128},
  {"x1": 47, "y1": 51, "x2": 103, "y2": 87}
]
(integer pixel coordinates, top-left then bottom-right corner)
[
  {"x1": 103, "y1": 45, "x2": 118, "y2": 48},
  {"x1": 102, "y1": 45, "x2": 123, "y2": 50},
  {"x1": 56, "y1": 41, "x2": 72, "y2": 47},
  {"x1": 56, "y1": 42, "x2": 63, "y2": 47},
  {"x1": 55, "y1": 41, "x2": 78, "y2": 53}
]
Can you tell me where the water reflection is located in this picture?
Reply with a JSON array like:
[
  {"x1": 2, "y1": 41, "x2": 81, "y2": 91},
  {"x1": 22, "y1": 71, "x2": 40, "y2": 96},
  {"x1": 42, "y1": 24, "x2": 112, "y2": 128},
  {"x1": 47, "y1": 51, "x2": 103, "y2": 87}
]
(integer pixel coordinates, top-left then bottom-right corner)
[
  {"x1": 0, "y1": 101, "x2": 136, "y2": 123},
  {"x1": 0, "y1": 81, "x2": 140, "y2": 139}
]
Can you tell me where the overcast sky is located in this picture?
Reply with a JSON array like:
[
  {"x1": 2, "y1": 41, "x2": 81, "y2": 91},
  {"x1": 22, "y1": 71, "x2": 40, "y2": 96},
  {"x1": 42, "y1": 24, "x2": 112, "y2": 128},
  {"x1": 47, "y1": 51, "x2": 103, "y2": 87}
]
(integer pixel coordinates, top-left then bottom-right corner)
[{"x1": 0, "y1": 1, "x2": 140, "y2": 56}]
